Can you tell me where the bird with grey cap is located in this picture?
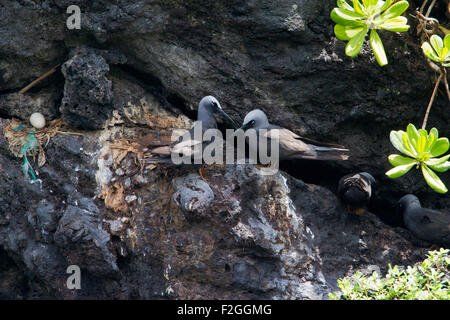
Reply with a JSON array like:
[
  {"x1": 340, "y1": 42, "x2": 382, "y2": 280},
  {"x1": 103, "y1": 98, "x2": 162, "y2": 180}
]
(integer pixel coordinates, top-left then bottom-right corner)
[
  {"x1": 146, "y1": 96, "x2": 237, "y2": 164},
  {"x1": 236, "y1": 109, "x2": 349, "y2": 161},
  {"x1": 398, "y1": 194, "x2": 450, "y2": 247},
  {"x1": 338, "y1": 172, "x2": 376, "y2": 215}
]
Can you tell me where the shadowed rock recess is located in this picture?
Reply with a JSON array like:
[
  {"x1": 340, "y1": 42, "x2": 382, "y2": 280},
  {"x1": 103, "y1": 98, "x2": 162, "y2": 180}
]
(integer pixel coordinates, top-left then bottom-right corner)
[{"x1": 0, "y1": 0, "x2": 448, "y2": 299}]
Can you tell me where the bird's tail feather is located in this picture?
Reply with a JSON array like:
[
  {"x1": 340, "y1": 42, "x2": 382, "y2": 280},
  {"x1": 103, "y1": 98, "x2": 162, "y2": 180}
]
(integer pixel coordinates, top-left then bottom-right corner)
[
  {"x1": 296, "y1": 135, "x2": 347, "y2": 149},
  {"x1": 151, "y1": 145, "x2": 171, "y2": 156},
  {"x1": 142, "y1": 157, "x2": 173, "y2": 163},
  {"x1": 313, "y1": 146, "x2": 349, "y2": 152},
  {"x1": 314, "y1": 145, "x2": 349, "y2": 160},
  {"x1": 295, "y1": 145, "x2": 350, "y2": 160},
  {"x1": 298, "y1": 152, "x2": 350, "y2": 161}
]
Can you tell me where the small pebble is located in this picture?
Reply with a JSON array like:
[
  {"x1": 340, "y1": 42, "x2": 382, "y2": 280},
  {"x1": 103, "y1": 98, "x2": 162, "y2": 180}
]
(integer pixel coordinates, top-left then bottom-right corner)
[{"x1": 125, "y1": 195, "x2": 137, "y2": 203}]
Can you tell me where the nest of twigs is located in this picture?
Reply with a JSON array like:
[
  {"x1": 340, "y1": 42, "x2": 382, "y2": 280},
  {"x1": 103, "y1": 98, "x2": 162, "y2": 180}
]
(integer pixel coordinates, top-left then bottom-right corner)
[{"x1": 3, "y1": 118, "x2": 65, "y2": 168}]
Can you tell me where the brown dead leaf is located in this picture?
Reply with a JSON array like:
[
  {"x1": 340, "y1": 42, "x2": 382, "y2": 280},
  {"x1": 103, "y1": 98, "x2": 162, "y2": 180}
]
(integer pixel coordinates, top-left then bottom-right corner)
[
  {"x1": 122, "y1": 99, "x2": 192, "y2": 130},
  {"x1": 101, "y1": 181, "x2": 128, "y2": 213},
  {"x1": 108, "y1": 139, "x2": 145, "y2": 169},
  {"x1": 135, "y1": 131, "x2": 173, "y2": 147},
  {"x1": 38, "y1": 145, "x2": 46, "y2": 167}
]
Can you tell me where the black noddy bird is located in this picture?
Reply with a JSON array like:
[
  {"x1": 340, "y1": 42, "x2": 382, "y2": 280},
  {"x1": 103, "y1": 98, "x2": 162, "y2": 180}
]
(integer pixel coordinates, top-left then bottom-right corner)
[
  {"x1": 398, "y1": 194, "x2": 450, "y2": 247},
  {"x1": 237, "y1": 109, "x2": 349, "y2": 161},
  {"x1": 147, "y1": 95, "x2": 237, "y2": 163},
  {"x1": 338, "y1": 172, "x2": 376, "y2": 215}
]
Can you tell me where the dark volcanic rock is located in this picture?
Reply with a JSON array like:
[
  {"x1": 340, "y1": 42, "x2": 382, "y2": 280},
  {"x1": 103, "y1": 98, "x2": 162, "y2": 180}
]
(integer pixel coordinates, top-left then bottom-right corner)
[
  {"x1": 0, "y1": 113, "x2": 430, "y2": 298},
  {"x1": 54, "y1": 205, "x2": 119, "y2": 276},
  {"x1": 0, "y1": 90, "x2": 60, "y2": 120},
  {"x1": 172, "y1": 173, "x2": 215, "y2": 220},
  {"x1": 61, "y1": 50, "x2": 113, "y2": 130},
  {"x1": 0, "y1": 0, "x2": 448, "y2": 299},
  {"x1": 0, "y1": 0, "x2": 447, "y2": 211}
]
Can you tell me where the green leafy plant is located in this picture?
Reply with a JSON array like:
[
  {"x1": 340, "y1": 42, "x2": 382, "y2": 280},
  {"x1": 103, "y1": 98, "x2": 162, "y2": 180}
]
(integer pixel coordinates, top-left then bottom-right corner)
[
  {"x1": 422, "y1": 34, "x2": 450, "y2": 67},
  {"x1": 330, "y1": 0, "x2": 410, "y2": 66},
  {"x1": 330, "y1": 249, "x2": 450, "y2": 300},
  {"x1": 386, "y1": 124, "x2": 449, "y2": 193},
  {"x1": 419, "y1": 34, "x2": 450, "y2": 131}
]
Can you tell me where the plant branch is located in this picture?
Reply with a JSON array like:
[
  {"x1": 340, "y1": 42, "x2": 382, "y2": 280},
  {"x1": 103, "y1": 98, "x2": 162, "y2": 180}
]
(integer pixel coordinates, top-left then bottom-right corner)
[
  {"x1": 425, "y1": 0, "x2": 437, "y2": 17},
  {"x1": 426, "y1": 59, "x2": 441, "y2": 73},
  {"x1": 419, "y1": 0, "x2": 429, "y2": 13},
  {"x1": 19, "y1": 65, "x2": 60, "y2": 95},
  {"x1": 422, "y1": 71, "x2": 443, "y2": 130},
  {"x1": 443, "y1": 69, "x2": 450, "y2": 101},
  {"x1": 415, "y1": 11, "x2": 439, "y2": 39}
]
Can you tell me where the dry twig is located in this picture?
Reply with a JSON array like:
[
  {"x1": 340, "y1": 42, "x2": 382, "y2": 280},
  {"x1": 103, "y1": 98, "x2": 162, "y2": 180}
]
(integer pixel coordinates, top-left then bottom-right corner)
[
  {"x1": 422, "y1": 72, "x2": 444, "y2": 129},
  {"x1": 19, "y1": 65, "x2": 60, "y2": 95}
]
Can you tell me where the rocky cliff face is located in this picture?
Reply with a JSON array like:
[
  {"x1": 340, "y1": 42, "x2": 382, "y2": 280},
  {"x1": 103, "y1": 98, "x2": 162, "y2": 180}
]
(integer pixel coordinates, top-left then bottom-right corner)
[{"x1": 0, "y1": 0, "x2": 448, "y2": 299}]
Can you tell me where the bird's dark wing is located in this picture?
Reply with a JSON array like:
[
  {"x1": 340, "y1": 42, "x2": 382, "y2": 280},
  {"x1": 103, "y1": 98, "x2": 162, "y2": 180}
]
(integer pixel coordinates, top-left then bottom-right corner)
[
  {"x1": 406, "y1": 208, "x2": 450, "y2": 244},
  {"x1": 264, "y1": 127, "x2": 349, "y2": 160},
  {"x1": 420, "y1": 208, "x2": 450, "y2": 227},
  {"x1": 150, "y1": 145, "x2": 171, "y2": 156},
  {"x1": 170, "y1": 136, "x2": 204, "y2": 158},
  {"x1": 338, "y1": 174, "x2": 371, "y2": 208},
  {"x1": 161, "y1": 124, "x2": 221, "y2": 158},
  {"x1": 150, "y1": 128, "x2": 190, "y2": 156},
  {"x1": 338, "y1": 174, "x2": 353, "y2": 196},
  {"x1": 264, "y1": 127, "x2": 315, "y2": 153},
  {"x1": 342, "y1": 174, "x2": 372, "y2": 197},
  {"x1": 267, "y1": 125, "x2": 348, "y2": 149},
  {"x1": 291, "y1": 134, "x2": 347, "y2": 149}
]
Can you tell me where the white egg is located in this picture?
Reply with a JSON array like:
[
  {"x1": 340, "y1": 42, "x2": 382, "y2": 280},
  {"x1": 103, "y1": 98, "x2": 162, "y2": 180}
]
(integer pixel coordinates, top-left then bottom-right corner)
[{"x1": 29, "y1": 112, "x2": 46, "y2": 129}]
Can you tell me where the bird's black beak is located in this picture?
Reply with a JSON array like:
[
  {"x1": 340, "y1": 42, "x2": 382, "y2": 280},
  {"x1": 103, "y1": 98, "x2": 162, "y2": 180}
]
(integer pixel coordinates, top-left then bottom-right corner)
[
  {"x1": 240, "y1": 122, "x2": 253, "y2": 132},
  {"x1": 217, "y1": 108, "x2": 238, "y2": 129},
  {"x1": 232, "y1": 122, "x2": 251, "y2": 137}
]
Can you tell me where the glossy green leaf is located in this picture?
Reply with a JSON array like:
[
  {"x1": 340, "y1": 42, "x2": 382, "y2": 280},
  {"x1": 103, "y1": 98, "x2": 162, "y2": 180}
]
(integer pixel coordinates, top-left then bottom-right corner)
[
  {"x1": 376, "y1": 0, "x2": 392, "y2": 13},
  {"x1": 422, "y1": 42, "x2": 441, "y2": 62},
  {"x1": 430, "y1": 128, "x2": 439, "y2": 138},
  {"x1": 331, "y1": 8, "x2": 365, "y2": 27},
  {"x1": 379, "y1": 16, "x2": 410, "y2": 32},
  {"x1": 402, "y1": 131, "x2": 417, "y2": 156},
  {"x1": 444, "y1": 34, "x2": 450, "y2": 51},
  {"x1": 361, "y1": 0, "x2": 371, "y2": 8},
  {"x1": 421, "y1": 164, "x2": 448, "y2": 193},
  {"x1": 425, "y1": 154, "x2": 450, "y2": 166},
  {"x1": 442, "y1": 47, "x2": 449, "y2": 59},
  {"x1": 417, "y1": 129, "x2": 428, "y2": 153},
  {"x1": 430, "y1": 34, "x2": 444, "y2": 58},
  {"x1": 426, "y1": 131, "x2": 436, "y2": 151},
  {"x1": 406, "y1": 123, "x2": 419, "y2": 148},
  {"x1": 385, "y1": 162, "x2": 415, "y2": 178},
  {"x1": 338, "y1": 0, "x2": 355, "y2": 10},
  {"x1": 428, "y1": 161, "x2": 450, "y2": 173},
  {"x1": 390, "y1": 130, "x2": 414, "y2": 157},
  {"x1": 370, "y1": 29, "x2": 388, "y2": 66},
  {"x1": 430, "y1": 138, "x2": 450, "y2": 157},
  {"x1": 388, "y1": 154, "x2": 416, "y2": 166},
  {"x1": 430, "y1": 127, "x2": 439, "y2": 140},
  {"x1": 364, "y1": 0, "x2": 379, "y2": 15},
  {"x1": 377, "y1": 1, "x2": 409, "y2": 23},
  {"x1": 334, "y1": 25, "x2": 365, "y2": 40},
  {"x1": 345, "y1": 27, "x2": 368, "y2": 57},
  {"x1": 352, "y1": 0, "x2": 367, "y2": 15}
]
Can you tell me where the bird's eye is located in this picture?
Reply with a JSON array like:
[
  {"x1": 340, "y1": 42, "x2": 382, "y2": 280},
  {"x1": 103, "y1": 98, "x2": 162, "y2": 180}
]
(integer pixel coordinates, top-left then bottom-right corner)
[
  {"x1": 250, "y1": 120, "x2": 255, "y2": 126},
  {"x1": 212, "y1": 101, "x2": 219, "y2": 109}
]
